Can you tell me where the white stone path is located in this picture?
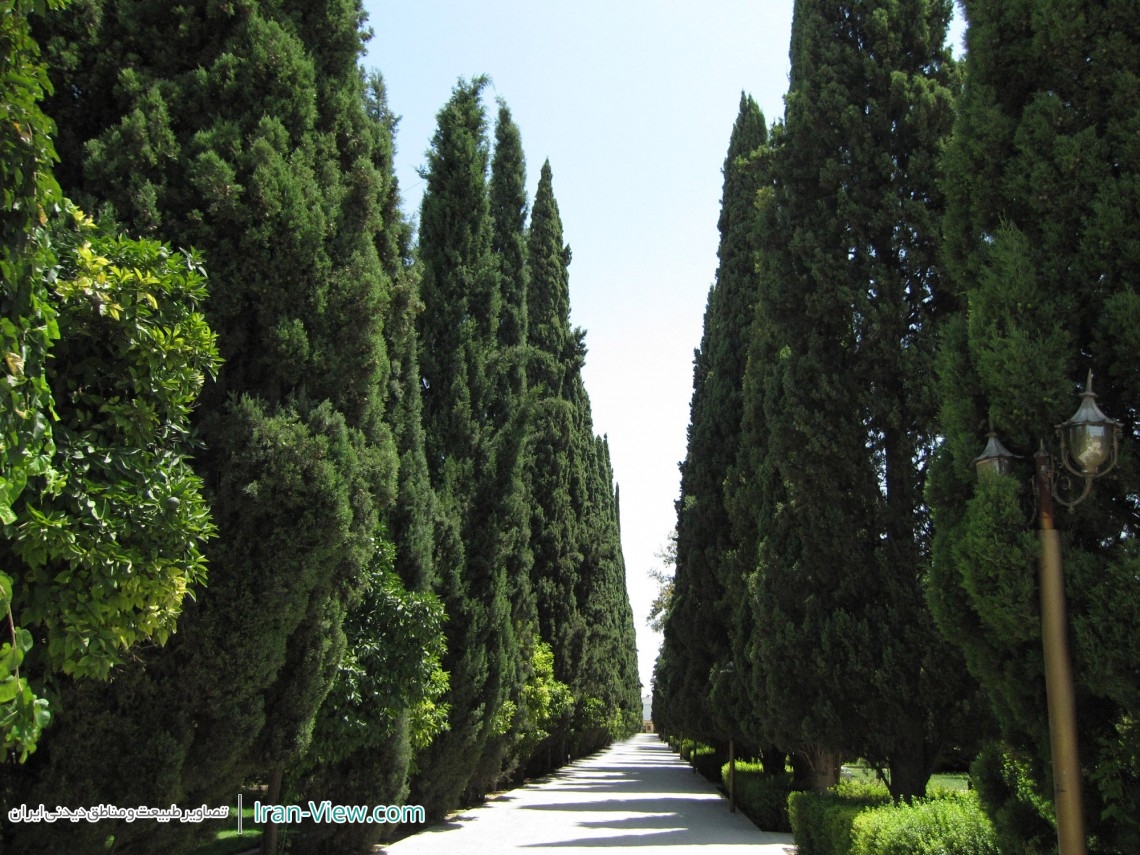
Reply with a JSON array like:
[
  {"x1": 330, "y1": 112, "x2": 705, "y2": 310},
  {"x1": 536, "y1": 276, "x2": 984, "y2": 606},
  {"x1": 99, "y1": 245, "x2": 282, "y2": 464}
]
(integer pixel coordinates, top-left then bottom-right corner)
[{"x1": 381, "y1": 733, "x2": 797, "y2": 853}]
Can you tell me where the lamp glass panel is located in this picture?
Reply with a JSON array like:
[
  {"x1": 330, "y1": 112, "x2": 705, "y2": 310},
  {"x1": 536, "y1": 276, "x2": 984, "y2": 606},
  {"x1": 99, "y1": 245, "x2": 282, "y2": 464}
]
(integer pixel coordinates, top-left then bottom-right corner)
[{"x1": 1069, "y1": 422, "x2": 1111, "y2": 474}]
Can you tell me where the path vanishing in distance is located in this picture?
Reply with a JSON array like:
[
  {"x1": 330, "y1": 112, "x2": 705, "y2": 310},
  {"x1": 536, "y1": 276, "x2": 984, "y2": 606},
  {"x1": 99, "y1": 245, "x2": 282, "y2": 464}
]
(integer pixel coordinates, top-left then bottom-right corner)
[{"x1": 380, "y1": 733, "x2": 797, "y2": 853}]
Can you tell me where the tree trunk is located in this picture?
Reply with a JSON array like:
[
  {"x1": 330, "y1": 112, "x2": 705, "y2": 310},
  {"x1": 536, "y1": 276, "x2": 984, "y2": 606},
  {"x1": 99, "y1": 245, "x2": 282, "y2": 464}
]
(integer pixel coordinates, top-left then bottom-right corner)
[
  {"x1": 759, "y1": 745, "x2": 786, "y2": 777},
  {"x1": 888, "y1": 716, "x2": 934, "y2": 802},
  {"x1": 261, "y1": 766, "x2": 283, "y2": 855},
  {"x1": 804, "y1": 745, "x2": 841, "y2": 792}
]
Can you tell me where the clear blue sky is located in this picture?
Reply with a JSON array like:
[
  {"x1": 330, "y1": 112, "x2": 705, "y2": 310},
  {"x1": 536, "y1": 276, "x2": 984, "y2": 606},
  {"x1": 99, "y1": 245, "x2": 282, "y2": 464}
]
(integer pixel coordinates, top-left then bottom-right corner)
[{"x1": 359, "y1": 0, "x2": 965, "y2": 692}]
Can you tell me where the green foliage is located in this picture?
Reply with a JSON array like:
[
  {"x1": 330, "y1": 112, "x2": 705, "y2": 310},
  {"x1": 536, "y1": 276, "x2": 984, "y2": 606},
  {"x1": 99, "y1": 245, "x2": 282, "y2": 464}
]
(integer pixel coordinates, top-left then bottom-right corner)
[
  {"x1": 1, "y1": 0, "x2": 68, "y2": 762},
  {"x1": 660, "y1": 94, "x2": 766, "y2": 746},
  {"x1": 12, "y1": 213, "x2": 219, "y2": 680},
  {"x1": 789, "y1": 782, "x2": 892, "y2": 855},
  {"x1": 724, "y1": 760, "x2": 796, "y2": 833},
  {"x1": 0, "y1": 574, "x2": 50, "y2": 762},
  {"x1": 850, "y1": 791, "x2": 998, "y2": 855},
  {"x1": 930, "y1": 0, "x2": 1140, "y2": 847},
  {"x1": 9, "y1": 6, "x2": 431, "y2": 854},
  {"x1": 304, "y1": 559, "x2": 448, "y2": 766},
  {"x1": 520, "y1": 640, "x2": 573, "y2": 745},
  {"x1": 969, "y1": 743, "x2": 1056, "y2": 855}
]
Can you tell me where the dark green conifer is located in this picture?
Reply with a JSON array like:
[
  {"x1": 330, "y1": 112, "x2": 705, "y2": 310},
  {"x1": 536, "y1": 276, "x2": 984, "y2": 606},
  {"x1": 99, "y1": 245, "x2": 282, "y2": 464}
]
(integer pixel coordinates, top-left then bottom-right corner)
[
  {"x1": 930, "y1": 0, "x2": 1140, "y2": 847},
  {"x1": 411, "y1": 77, "x2": 522, "y2": 817},
  {"x1": 525, "y1": 162, "x2": 639, "y2": 758},
  {"x1": 524, "y1": 161, "x2": 586, "y2": 762},
  {"x1": 662, "y1": 94, "x2": 767, "y2": 749},
  {"x1": 741, "y1": 0, "x2": 968, "y2": 799},
  {"x1": 491, "y1": 102, "x2": 529, "y2": 353},
  {"x1": 10, "y1": 4, "x2": 435, "y2": 853}
]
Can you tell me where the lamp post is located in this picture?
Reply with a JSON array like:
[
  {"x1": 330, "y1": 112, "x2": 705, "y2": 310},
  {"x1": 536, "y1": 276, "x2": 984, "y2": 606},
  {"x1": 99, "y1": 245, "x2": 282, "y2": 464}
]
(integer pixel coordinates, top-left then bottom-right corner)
[
  {"x1": 973, "y1": 371, "x2": 1121, "y2": 855},
  {"x1": 715, "y1": 664, "x2": 737, "y2": 813}
]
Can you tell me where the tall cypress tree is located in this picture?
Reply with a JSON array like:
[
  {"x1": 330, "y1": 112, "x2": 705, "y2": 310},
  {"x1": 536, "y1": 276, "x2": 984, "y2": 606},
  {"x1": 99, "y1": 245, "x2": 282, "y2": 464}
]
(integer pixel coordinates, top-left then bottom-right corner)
[
  {"x1": 283, "y1": 74, "x2": 448, "y2": 855},
  {"x1": 522, "y1": 161, "x2": 640, "y2": 760},
  {"x1": 574, "y1": 427, "x2": 642, "y2": 750},
  {"x1": 743, "y1": 0, "x2": 968, "y2": 799},
  {"x1": 8, "y1": 4, "x2": 436, "y2": 852},
  {"x1": 930, "y1": 1, "x2": 1140, "y2": 848},
  {"x1": 662, "y1": 93, "x2": 767, "y2": 749},
  {"x1": 524, "y1": 160, "x2": 585, "y2": 761},
  {"x1": 491, "y1": 102, "x2": 529, "y2": 355},
  {"x1": 525, "y1": 161, "x2": 576, "y2": 642},
  {"x1": 476, "y1": 102, "x2": 539, "y2": 789},
  {"x1": 412, "y1": 77, "x2": 524, "y2": 817}
]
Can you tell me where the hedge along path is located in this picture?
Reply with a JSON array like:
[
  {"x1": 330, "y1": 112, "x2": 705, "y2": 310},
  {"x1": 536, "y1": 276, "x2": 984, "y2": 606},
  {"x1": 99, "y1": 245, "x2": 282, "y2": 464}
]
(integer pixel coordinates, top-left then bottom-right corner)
[{"x1": 381, "y1": 733, "x2": 796, "y2": 853}]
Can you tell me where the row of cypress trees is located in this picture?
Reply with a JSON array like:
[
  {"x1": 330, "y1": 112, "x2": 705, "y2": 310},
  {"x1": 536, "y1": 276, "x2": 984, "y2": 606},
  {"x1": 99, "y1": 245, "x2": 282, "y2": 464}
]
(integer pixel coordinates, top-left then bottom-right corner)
[
  {"x1": 0, "y1": 2, "x2": 640, "y2": 853},
  {"x1": 656, "y1": 0, "x2": 1140, "y2": 851}
]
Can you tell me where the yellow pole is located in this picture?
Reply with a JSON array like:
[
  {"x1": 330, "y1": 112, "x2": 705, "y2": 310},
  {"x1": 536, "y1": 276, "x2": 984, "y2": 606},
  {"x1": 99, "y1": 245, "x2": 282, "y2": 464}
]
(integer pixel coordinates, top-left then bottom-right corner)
[
  {"x1": 1035, "y1": 449, "x2": 1087, "y2": 855},
  {"x1": 729, "y1": 738, "x2": 736, "y2": 813}
]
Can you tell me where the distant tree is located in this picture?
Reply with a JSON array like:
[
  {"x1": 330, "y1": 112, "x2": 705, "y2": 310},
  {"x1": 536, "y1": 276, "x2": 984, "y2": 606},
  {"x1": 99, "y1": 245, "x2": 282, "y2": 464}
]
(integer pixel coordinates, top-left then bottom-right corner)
[
  {"x1": 929, "y1": 0, "x2": 1140, "y2": 848},
  {"x1": 646, "y1": 530, "x2": 676, "y2": 634},
  {"x1": 573, "y1": 426, "x2": 641, "y2": 751}
]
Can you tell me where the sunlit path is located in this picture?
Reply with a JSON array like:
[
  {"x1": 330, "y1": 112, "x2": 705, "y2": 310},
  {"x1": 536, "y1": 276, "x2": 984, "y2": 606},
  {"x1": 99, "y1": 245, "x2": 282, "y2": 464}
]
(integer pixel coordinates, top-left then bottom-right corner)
[{"x1": 380, "y1": 734, "x2": 796, "y2": 853}]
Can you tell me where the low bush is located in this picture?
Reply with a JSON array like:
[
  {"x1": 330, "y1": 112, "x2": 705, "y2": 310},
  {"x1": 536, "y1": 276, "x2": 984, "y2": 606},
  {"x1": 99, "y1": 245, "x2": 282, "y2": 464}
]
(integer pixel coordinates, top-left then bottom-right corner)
[
  {"x1": 851, "y1": 791, "x2": 999, "y2": 855},
  {"x1": 791, "y1": 782, "x2": 999, "y2": 855},
  {"x1": 688, "y1": 743, "x2": 724, "y2": 781},
  {"x1": 789, "y1": 782, "x2": 890, "y2": 855},
  {"x1": 721, "y1": 760, "x2": 796, "y2": 832},
  {"x1": 970, "y1": 742, "x2": 1056, "y2": 854}
]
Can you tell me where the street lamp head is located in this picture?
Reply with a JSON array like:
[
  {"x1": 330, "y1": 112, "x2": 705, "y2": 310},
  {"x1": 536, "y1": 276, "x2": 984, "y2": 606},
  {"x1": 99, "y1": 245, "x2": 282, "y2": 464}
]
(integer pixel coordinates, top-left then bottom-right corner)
[
  {"x1": 1056, "y1": 370, "x2": 1121, "y2": 477},
  {"x1": 974, "y1": 429, "x2": 1018, "y2": 480}
]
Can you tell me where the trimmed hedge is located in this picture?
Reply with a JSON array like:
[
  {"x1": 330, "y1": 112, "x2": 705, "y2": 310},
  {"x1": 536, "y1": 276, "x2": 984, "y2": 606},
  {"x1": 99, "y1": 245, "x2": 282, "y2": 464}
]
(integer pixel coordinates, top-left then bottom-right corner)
[
  {"x1": 677, "y1": 740, "x2": 724, "y2": 781},
  {"x1": 852, "y1": 792, "x2": 999, "y2": 855},
  {"x1": 790, "y1": 783, "x2": 998, "y2": 855},
  {"x1": 721, "y1": 760, "x2": 796, "y2": 832},
  {"x1": 790, "y1": 782, "x2": 891, "y2": 855}
]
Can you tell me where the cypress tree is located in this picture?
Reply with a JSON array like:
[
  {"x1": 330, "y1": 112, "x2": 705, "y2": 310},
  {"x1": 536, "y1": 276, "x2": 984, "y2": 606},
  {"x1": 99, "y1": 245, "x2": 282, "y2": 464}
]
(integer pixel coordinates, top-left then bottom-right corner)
[
  {"x1": 662, "y1": 93, "x2": 767, "y2": 749},
  {"x1": 524, "y1": 161, "x2": 586, "y2": 764},
  {"x1": 475, "y1": 102, "x2": 538, "y2": 789},
  {"x1": 575, "y1": 430, "x2": 642, "y2": 750},
  {"x1": 411, "y1": 77, "x2": 523, "y2": 817},
  {"x1": 283, "y1": 74, "x2": 448, "y2": 855},
  {"x1": 930, "y1": 1, "x2": 1140, "y2": 848},
  {"x1": 491, "y1": 102, "x2": 529, "y2": 355},
  {"x1": 525, "y1": 162, "x2": 639, "y2": 758},
  {"x1": 10, "y1": 4, "x2": 436, "y2": 852},
  {"x1": 743, "y1": 0, "x2": 968, "y2": 799}
]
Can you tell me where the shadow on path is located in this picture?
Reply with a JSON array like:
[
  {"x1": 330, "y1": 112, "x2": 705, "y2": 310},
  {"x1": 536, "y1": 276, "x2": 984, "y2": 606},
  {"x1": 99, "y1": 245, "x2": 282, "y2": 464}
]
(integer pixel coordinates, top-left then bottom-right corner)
[{"x1": 380, "y1": 734, "x2": 796, "y2": 853}]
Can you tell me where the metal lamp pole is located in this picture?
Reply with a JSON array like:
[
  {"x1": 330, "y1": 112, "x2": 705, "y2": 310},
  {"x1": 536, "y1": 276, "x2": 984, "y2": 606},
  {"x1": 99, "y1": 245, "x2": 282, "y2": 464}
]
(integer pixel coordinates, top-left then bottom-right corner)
[
  {"x1": 974, "y1": 371, "x2": 1121, "y2": 855},
  {"x1": 1034, "y1": 445, "x2": 1086, "y2": 855}
]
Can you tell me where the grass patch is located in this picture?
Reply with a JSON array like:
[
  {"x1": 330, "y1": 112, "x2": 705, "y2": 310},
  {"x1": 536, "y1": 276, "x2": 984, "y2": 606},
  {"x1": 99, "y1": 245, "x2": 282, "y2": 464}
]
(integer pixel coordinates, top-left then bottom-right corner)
[
  {"x1": 188, "y1": 793, "x2": 262, "y2": 855},
  {"x1": 840, "y1": 764, "x2": 970, "y2": 794}
]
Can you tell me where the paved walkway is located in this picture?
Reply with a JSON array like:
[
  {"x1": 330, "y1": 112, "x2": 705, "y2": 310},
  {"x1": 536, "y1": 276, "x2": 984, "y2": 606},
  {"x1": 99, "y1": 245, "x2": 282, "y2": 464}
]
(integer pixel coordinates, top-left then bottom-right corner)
[{"x1": 381, "y1": 733, "x2": 797, "y2": 853}]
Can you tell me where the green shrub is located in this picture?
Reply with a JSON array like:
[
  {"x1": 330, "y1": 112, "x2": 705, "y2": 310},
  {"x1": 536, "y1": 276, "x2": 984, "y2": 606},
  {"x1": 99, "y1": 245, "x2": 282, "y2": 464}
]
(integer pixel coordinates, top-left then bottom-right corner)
[
  {"x1": 689, "y1": 744, "x2": 724, "y2": 781},
  {"x1": 851, "y1": 791, "x2": 999, "y2": 855},
  {"x1": 789, "y1": 782, "x2": 890, "y2": 855},
  {"x1": 971, "y1": 742, "x2": 1056, "y2": 854},
  {"x1": 723, "y1": 760, "x2": 796, "y2": 832}
]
